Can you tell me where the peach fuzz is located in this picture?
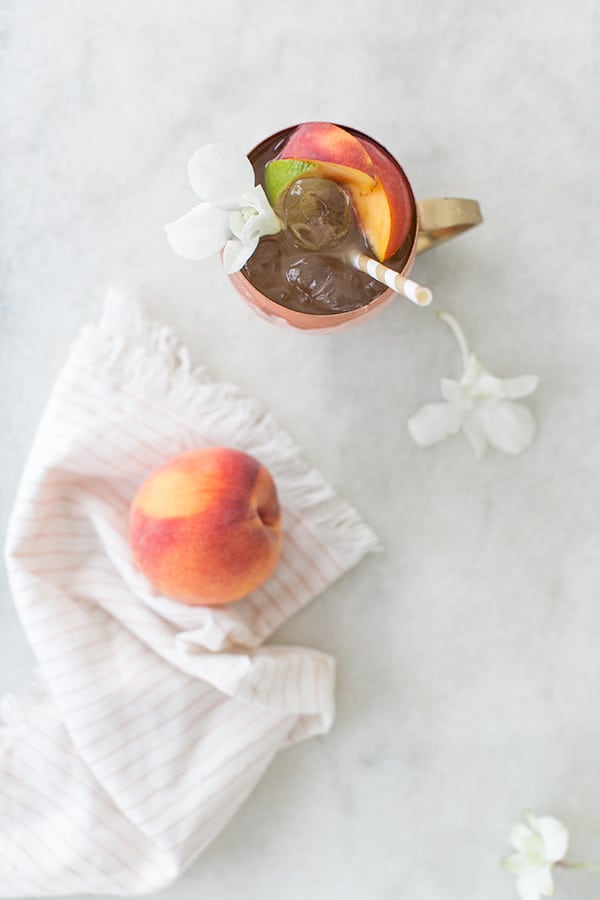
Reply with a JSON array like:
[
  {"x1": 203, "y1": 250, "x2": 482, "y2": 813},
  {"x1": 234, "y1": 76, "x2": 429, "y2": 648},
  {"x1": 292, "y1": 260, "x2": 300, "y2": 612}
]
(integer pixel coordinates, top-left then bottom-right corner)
[{"x1": 129, "y1": 448, "x2": 282, "y2": 605}]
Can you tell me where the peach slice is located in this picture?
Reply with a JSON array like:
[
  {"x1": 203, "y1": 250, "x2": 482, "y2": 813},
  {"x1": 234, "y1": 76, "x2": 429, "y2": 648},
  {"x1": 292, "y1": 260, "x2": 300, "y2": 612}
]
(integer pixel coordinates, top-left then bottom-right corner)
[
  {"x1": 277, "y1": 123, "x2": 413, "y2": 261},
  {"x1": 349, "y1": 136, "x2": 414, "y2": 261},
  {"x1": 280, "y1": 122, "x2": 377, "y2": 196}
]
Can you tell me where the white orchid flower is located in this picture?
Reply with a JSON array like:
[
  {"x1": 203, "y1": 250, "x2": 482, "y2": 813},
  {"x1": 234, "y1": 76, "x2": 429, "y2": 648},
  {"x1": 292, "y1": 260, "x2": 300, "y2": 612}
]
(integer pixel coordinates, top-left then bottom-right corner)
[
  {"x1": 408, "y1": 311, "x2": 539, "y2": 459},
  {"x1": 503, "y1": 813, "x2": 569, "y2": 900},
  {"x1": 165, "y1": 143, "x2": 281, "y2": 274}
]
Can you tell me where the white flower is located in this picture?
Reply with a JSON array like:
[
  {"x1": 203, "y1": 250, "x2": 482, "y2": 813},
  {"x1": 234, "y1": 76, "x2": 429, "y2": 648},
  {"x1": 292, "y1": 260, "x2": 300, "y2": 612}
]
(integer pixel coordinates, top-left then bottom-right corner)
[
  {"x1": 407, "y1": 311, "x2": 539, "y2": 458},
  {"x1": 503, "y1": 813, "x2": 569, "y2": 900},
  {"x1": 165, "y1": 143, "x2": 282, "y2": 274}
]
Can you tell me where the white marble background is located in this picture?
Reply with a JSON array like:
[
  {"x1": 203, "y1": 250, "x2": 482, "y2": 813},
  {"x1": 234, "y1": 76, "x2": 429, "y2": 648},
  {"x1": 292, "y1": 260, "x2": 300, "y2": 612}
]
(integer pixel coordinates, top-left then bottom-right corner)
[{"x1": 1, "y1": 1, "x2": 599, "y2": 898}]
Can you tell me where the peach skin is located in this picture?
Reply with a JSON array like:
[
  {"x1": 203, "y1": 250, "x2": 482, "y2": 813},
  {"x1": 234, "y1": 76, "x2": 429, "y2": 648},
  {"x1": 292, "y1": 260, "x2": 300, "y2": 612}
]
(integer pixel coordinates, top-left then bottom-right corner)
[
  {"x1": 279, "y1": 122, "x2": 377, "y2": 195},
  {"x1": 129, "y1": 448, "x2": 282, "y2": 605},
  {"x1": 350, "y1": 136, "x2": 414, "y2": 261}
]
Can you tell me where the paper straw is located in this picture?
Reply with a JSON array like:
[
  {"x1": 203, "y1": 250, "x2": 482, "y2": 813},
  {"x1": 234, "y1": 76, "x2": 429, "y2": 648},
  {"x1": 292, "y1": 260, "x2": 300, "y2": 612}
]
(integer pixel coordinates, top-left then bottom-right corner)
[{"x1": 350, "y1": 252, "x2": 433, "y2": 307}]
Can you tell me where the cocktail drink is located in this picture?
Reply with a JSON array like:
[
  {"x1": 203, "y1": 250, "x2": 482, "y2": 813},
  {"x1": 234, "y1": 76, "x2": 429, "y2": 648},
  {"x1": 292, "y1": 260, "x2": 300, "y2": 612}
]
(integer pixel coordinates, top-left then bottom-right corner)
[
  {"x1": 242, "y1": 123, "x2": 416, "y2": 310},
  {"x1": 228, "y1": 122, "x2": 482, "y2": 331},
  {"x1": 165, "y1": 121, "x2": 482, "y2": 332}
]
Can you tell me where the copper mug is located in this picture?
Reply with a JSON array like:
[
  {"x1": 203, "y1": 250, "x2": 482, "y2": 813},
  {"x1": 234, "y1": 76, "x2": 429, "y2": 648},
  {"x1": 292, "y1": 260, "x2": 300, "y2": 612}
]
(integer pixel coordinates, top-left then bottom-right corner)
[{"x1": 229, "y1": 126, "x2": 482, "y2": 332}]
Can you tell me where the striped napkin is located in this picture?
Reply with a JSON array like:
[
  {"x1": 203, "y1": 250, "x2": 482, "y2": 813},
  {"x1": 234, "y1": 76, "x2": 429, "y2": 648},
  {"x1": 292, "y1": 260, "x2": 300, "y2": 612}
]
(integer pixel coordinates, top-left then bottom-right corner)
[{"x1": 0, "y1": 290, "x2": 378, "y2": 897}]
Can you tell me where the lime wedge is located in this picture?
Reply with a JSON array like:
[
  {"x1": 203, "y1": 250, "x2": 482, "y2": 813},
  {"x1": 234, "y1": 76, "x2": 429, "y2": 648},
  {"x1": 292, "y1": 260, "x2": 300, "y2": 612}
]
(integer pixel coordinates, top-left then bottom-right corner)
[{"x1": 264, "y1": 159, "x2": 316, "y2": 205}]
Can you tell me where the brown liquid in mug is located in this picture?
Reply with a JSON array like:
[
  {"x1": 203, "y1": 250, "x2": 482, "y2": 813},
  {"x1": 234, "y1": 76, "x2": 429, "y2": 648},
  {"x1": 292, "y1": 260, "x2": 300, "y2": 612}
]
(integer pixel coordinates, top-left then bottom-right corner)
[{"x1": 242, "y1": 126, "x2": 417, "y2": 316}]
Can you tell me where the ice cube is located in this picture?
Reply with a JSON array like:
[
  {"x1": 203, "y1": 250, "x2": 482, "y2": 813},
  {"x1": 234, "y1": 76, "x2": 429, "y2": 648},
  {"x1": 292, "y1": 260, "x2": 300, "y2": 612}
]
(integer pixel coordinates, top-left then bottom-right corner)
[
  {"x1": 285, "y1": 254, "x2": 388, "y2": 313},
  {"x1": 242, "y1": 236, "x2": 289, "y2": 302},
  {"x1": 282, "y1": 177, "x2": 352, "y2": 252}
]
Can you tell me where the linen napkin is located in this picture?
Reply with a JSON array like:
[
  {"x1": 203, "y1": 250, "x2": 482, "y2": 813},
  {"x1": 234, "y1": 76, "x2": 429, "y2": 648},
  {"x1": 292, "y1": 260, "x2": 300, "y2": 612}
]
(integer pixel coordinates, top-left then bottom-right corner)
[{"x1": 0, "y1": 290, "x2": 378, "y2": 897}]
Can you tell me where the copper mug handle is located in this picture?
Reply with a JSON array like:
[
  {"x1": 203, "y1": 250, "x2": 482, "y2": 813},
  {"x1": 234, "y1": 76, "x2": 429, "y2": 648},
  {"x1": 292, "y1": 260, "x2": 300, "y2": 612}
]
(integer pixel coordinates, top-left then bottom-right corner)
[{"x1": 416, "y1": 198, "x2": 483, "y2": 254}]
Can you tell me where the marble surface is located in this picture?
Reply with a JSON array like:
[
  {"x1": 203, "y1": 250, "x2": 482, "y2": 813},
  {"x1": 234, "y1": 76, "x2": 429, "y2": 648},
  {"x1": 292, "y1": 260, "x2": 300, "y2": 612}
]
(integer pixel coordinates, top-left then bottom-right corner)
[{"x1": 1, "y1": 1, "x2": 599, "y2": 897}]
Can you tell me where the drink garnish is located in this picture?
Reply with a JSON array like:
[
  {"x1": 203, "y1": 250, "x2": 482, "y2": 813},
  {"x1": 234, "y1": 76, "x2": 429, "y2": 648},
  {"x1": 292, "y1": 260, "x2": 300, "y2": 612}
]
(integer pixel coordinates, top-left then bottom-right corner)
[
  {"x1": 264, "y1": 159, "x2": 317, "y2": 205},
  {"x1": 165, "y1": 142, "x2": 282, "y2": 274}
]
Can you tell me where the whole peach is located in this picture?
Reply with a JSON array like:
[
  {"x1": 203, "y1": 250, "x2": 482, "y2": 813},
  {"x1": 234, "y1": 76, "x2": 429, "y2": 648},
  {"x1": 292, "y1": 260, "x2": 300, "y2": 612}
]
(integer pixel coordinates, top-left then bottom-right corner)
[{"x1": 129, "y1": 448, "x2": 282, "y2": 605}]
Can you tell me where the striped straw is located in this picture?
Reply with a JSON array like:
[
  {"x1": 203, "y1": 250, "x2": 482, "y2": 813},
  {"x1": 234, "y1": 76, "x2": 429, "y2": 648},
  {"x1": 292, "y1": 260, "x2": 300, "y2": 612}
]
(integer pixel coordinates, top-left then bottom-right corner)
[{"x1": 350, "y1": 252, "x2": 433, "y2": 307}]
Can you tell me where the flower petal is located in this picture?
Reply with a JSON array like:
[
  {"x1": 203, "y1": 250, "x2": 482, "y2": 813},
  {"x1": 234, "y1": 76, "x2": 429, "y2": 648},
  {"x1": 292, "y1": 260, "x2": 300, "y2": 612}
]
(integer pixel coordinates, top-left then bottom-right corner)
[
  {"x1": 222, "y1": 234, "x2": 259, "y2": 274},
  {"x1": 461, "y1": 411, "x2": 487, "y2": 459},
  {"x1": 499, "y1": 375, "x2": 540, "y2": 399},
  {"x1": 516, "y1": 872, "x2": 544, "y2": 900},
  {"x1": 504, "y1": 852, "x2": 535, "y2": 875},
  {"x1": 239, "y1": 211, "x2": 264, "y2": 243},
  {"x1": 242, "y1": 184, "x2": 271, "y2": 214},
  {"x1": 510, "y1": 823, "x2": 536, "y2": 853},
  {"x1": 188, "y1": 143, "x2": 255, "y2": 205},
  {"x1": 535, "y1": 817, "x2": 568, "y2": 863},
  {"x1": 474, "y1": 371, "x2": 507, "y2": 399},
  {"x1": 481, "y1": 401, "x2": 536, "y2": 455},
  {"x1": 241, "y1": 185, "x2": 282, "y2": 234},
  {"x1": 407, "y1": 402, "x2": 462, "y2": 446},
  {"x1": 229, "y1": 209, "x2": 247, "y2": 240},
  {"x1": 536, "y1": 866, "x2": 555, "y2": 896},
  {"x1": 165, "y1": 203, "x2": 231, "y2": 260}
]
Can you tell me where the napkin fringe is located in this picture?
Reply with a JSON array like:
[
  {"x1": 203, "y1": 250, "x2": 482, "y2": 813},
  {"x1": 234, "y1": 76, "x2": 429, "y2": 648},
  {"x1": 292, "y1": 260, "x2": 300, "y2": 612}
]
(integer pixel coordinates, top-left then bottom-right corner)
[{"x1": 79, "y1": 288, "x2": 381, "y2": 569}]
